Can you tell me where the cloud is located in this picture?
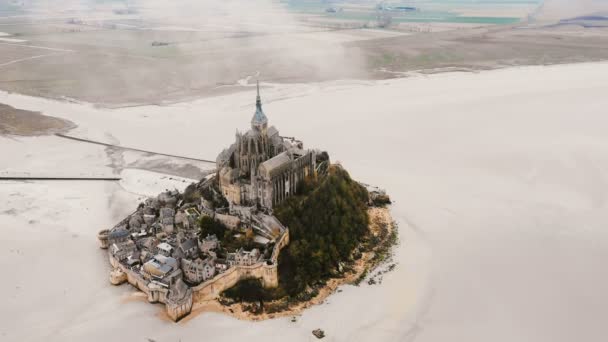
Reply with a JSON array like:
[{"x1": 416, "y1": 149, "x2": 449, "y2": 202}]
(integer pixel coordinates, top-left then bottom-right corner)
[{"x1": 10, "y1": 0, "x2": 366, "y2": 102}]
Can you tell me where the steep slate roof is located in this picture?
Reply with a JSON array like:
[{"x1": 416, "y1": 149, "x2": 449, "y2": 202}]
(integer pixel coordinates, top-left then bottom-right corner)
[
  {"x1": 267, "y1": 126, "x2": 279, "y2": 137},
  {"x1": 109, "y1": 228, "x2": 130, "y2": 240},
  {"x1": 157, "y1": 242, "x2": 173, "y2": 252},
  {"x1": 259, "y1": 152, "x2": 291, "y2": 174},
  {"x1": 144, "y1": 255, "x2": 178, "y2": 277},
  {"x1": 179, "y1": 238, "x2": 198, "y2": 252}
]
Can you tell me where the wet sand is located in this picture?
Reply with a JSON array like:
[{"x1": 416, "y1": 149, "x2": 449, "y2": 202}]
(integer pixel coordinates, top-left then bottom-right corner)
[
  {"x1": 1, "y1": 62, "x2": 608, "y2": 341},
  {"x1": 0, "y1": 102, "x2": 75, "y2": 136}
]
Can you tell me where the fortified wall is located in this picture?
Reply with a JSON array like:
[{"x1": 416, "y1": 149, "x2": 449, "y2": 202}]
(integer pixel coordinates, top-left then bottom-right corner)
[
  {"x1": 192, "y1": 229, "x2": 289, "y2": 302},
  {"x1": 107, "y1": 229, "x2": 289, "y2": 321}
]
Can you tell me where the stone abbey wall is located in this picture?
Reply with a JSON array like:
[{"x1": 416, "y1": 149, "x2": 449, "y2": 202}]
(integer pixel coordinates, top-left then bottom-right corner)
[
  {"x1": 110, "y1": 253, "x2": 193, "y2": 321},
  {"x1": 166, "y1": 295, "x2": 193, "y2": 321},
  {"x1": 192, "y1": 229, "x2": 289, "y2": 303},
  {"x1": 270, "y1": 228, "x2": 290, "y2": 262},
  {"x1": 109, "y1": 254, "x2": 152, "y2": 296},
  {"x1": 192, "y1": 260, "x2": 277, "y2": 302}
]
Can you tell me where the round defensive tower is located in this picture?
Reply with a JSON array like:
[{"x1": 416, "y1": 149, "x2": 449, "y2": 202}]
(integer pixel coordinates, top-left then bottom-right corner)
[{"x1": 97, "y1": 229, "x2": 110, "y2": 249}]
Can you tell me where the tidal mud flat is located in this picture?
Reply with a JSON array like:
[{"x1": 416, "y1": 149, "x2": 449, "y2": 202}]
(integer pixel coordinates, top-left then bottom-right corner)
[
  {"x1": 0, "y1": 102, "x2": 75, "y2": 136},
  {"x1": 1, "y1": 62, "x2": 608, "y2": 341}
]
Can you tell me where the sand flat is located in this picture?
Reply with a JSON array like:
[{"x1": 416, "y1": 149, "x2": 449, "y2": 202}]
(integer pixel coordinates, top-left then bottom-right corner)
[{"x1": 1, "y1": 62, "x2": 608, "y2": 341}]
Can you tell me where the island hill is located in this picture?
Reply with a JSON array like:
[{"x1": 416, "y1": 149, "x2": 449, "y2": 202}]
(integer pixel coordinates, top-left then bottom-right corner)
[{"x1": 97, "y1": 83, "x2": 394, "y2": 322}]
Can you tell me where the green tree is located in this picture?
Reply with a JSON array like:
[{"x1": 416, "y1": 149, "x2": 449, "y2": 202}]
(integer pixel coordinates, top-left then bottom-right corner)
[{"x1": 275, "y1": 165, "x2": 369, "y2": 295}]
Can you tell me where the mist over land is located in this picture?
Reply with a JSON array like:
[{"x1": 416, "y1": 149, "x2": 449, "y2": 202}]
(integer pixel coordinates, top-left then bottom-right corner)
[
  {"x1": 1, "y1": 1, "x2": 608, "y2": 342},
  {"x1": 0, "y1": 0, "x2": 608, "y2": 106}
]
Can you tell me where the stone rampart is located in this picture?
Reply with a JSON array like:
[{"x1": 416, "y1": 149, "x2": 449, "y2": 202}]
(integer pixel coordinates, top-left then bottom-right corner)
[
  {"x1": 192, "y1": 228, "x2": 289, "y2": 302},
  {"x1": 107, "y1": 229, "x2": 289, "y2": 320},
  {"x1": 166, "y1": 291, "x2": 193, "y2": 321}
]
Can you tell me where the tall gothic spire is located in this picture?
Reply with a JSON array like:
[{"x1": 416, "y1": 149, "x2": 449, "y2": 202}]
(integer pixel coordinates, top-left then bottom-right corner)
[
  {"x1": 256, "y1": 80, "x2": 261, "y2": 108},
  {"x1": 251, "y1": 79, "x2": 268, "y2": 131}
]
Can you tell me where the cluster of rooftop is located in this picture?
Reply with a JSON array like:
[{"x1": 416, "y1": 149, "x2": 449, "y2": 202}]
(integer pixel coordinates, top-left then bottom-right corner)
[{"x1": 98, "y1": 83, "x2": 319, "y2": 321}]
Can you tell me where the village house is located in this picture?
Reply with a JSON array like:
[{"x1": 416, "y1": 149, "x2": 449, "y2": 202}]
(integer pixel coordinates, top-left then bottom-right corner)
[
  {"x1": 159, "y1": 207, "x2": 175, "y2": 233},
  {"x1": 176, "y1": 238, "x2": 199, "y2": 259},
  {"x1": 215, "y1": 212, "x2": 241, "y2": 230},
  {"x1": 200, "y1": 234, "x2": 220, "y2": 253},
  {"x1": 142, "y1": 254, "x2": 181, "y2": 284},
  {"x1": 158, "y1": 189, "x2": 179, "y2": 207},
  {"x1": 156, "y1": 242, "x2": 173, "y2": 257},
  {"x1": 174, "y1": 211, "x2": 188, "y2": 229},
  {"x1": 227, "y1": 248, "x2": 261, "y2": 266},
  {"x1": 110, "y1": 240, "x2": 137, "y2": 262},
  {"x1": 181, "y1": 258, "x2": 216, "y2": 284},
  {"x1": 108, "y1": 227, "x2": 130, "y2": 244}
]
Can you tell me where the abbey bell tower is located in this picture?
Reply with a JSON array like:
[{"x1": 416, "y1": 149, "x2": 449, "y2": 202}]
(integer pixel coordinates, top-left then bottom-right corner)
[{"x1": 251, "y1": 80, "x2": 268, "y2": 134}]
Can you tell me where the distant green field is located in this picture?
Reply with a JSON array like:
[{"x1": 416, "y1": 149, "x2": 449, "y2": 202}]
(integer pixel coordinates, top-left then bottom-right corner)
[{"x1": 282, "y1": 0, "x2": 532, "y2": 25}]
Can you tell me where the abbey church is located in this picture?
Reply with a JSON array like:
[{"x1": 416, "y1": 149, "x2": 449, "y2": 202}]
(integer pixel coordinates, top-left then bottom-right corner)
[{"x1": 216, "y1": 82, "x2": 316, "y2": 208}]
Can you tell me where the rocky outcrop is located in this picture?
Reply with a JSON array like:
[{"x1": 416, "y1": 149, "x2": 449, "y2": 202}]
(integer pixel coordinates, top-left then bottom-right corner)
[{"x1": 109, "y1": 268, "x2": 127, "y2": 285}]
